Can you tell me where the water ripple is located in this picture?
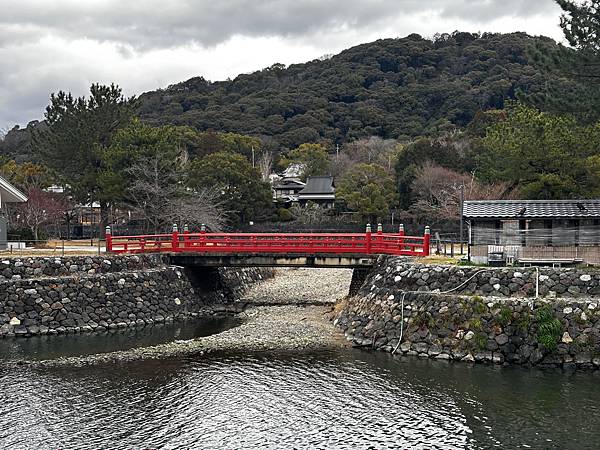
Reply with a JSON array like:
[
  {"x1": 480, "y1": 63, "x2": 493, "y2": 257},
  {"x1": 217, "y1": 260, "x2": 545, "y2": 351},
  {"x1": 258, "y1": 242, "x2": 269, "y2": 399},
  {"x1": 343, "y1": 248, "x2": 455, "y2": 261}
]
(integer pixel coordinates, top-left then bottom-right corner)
[{"x1": 1, "y1": 352, "x2": 600, "y2": 449}]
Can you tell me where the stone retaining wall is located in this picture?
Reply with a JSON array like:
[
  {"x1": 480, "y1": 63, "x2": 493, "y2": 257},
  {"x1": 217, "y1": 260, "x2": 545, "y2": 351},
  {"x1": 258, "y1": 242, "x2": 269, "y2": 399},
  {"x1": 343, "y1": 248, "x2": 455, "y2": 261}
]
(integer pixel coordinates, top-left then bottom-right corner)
[
  {"x1": 0, "y1": 255, "x2": 269, "y2": 337},
  {"x1": 385, "y1": 258, "x2": 600, "y2": 298},
  {"x1": 335, "y1": 257, "x2": 600, "y2": 369},
  {"x1": 0, "y1": 255, "x2": 160, "y2": 281}
]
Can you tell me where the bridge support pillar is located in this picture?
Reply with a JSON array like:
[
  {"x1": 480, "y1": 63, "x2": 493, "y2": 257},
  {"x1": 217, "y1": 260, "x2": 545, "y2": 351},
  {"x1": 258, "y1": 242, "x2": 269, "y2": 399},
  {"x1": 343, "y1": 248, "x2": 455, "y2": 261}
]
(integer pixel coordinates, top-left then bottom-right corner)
[
  {"x1": 349, "y1": 267, "x2": 370, "y2": 297},
  {"x1": 183, "y1": 266, "x2": 224, "y2": 294}
]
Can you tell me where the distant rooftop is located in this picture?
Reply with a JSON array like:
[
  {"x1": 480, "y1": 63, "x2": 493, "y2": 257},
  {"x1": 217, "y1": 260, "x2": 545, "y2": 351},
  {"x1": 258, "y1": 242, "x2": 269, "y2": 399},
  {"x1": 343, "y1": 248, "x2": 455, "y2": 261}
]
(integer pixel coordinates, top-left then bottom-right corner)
[
  {"x1": 274, "y1": 177, "x2": 305, "y2": 189},
  {"x1": 298, "y1": 176, "x2": 335, "y2": 195},
  {"x1": 463, "y1": 200, "x2": 600, "y2": 219}
]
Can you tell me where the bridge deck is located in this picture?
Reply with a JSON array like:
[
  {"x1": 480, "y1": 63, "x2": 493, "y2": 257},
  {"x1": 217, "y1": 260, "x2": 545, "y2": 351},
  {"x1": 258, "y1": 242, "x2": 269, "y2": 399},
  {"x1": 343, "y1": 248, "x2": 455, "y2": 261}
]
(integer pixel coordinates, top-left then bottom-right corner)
[{"x1": 167, "y1": 252, "x2": 377, "y2": 268}]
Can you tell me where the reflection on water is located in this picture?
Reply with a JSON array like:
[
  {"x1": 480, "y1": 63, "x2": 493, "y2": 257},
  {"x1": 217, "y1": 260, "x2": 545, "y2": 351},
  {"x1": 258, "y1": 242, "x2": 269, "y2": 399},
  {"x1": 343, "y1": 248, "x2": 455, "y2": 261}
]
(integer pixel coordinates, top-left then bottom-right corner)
[
  {"x1": 0, "y1": 316, "x2": 240, "y2": 361},
  {"x1": 1, "y1": 347, "x2": 600, "y2": 449}
]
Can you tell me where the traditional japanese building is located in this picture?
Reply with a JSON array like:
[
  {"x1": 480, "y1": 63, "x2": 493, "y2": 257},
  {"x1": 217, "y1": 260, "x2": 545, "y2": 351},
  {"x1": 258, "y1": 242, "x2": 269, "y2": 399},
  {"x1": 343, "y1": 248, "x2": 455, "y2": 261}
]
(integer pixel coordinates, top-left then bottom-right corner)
[
  {"x1": 463, "y1": 199, "x2": 600, "y2": 266},
  {"x1": 273, "y1": 177, "x2": 306, "y2": 204},
  {"x1": 297, "y1": 176, "x2": 335, "y2": 209},
  {"x1": 0, "y1": 175, "x2": 27, "y2": 249}
]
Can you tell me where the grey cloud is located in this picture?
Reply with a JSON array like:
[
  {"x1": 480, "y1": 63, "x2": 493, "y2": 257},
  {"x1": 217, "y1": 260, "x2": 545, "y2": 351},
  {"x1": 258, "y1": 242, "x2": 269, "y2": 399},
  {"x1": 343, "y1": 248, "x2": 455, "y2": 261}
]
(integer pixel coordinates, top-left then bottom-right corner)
[
  {"x1": 440, "y1": 0, "x2": 558, "y2": 22},
  {"x1": 1, "y1": 0, "x2": 558, "y2": 49},
  {"x1": 0, "y1": 0, "x2": 562, "y2": 129}
]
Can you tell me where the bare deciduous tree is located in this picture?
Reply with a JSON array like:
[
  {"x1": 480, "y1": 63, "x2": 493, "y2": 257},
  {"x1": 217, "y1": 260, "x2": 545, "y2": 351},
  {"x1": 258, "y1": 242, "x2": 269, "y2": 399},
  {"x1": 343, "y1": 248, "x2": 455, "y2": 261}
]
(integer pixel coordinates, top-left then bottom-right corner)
[
  {"x1": 125, "y1": 152, "x2": 227, "y2": 233},
  {"x1": 169, "y1": 188, "x2": 228, "y2": 232},
  {"x1": 339, "y1": 137, "x2": 401, "y2": 176},
  {"x1": 257, "y1": 150, "x2": 273, "y2": 181},
  {"x1": 410, "y1": 161, "x2": 519, "y2": 222},
  {"x1": 289, "y1": 202, "x2": 343, "y2": 227},
  {"x1": 12, "y1": 189, "x2": 66, "y2": 240}
]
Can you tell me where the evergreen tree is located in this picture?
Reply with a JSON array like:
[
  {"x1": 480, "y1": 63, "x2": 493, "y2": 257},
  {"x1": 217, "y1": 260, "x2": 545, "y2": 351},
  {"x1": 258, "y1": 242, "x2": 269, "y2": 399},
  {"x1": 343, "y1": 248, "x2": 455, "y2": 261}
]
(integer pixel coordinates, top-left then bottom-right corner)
[
  {"x1": 33, "y1": 83, "x2": 136, "y2": 233},
  {"x1": 527, "y1": 1, "x2": 600, "y2": 121},
  {"x1": 337, "y1": 163, "x2": 397, "y2": 223},
  {"x1": 282, "y1": 143, "x2": 330, "y2": 181},
  {"x1": 188, "y1": 151, "x2": 272, "y2": 225},
  {"x1": 479, "y1": 103, "x2": 600, "y2": 199}
]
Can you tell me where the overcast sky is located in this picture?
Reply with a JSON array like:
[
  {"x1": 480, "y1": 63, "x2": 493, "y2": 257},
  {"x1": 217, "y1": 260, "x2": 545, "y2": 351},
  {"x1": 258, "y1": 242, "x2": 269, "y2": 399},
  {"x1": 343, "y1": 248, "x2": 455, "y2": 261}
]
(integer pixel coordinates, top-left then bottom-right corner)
[{"x1": 0, "y1": 0, "x2": 564, "y2": 131}]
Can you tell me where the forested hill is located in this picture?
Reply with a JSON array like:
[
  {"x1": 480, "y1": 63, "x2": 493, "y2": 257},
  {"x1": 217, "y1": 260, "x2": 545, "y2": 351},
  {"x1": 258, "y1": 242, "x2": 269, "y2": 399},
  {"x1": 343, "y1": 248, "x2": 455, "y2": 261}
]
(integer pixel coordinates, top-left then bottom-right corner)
[{"x1": 137, "y1": 31, "x2": 558, "y2": 149}]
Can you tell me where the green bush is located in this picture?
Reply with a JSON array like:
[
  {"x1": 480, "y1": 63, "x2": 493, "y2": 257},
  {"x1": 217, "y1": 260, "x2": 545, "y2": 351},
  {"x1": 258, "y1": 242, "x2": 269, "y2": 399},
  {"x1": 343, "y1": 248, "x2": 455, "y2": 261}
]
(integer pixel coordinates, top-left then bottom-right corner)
[
  {"x1": 471, "y1": 296, "x2": 487, "y2": 314},
  {"x1": 469, "y1": 318, "x2": 483, "y2": 331},
  {"x1": 516, "y1": 313, "x2": 531, "y2": 333},
  {"x1": 497, "y1": 306, "x2": 513, "y2": 326},
  {"x1": 277, "y1": 208, "x2": 294, "y2": 222},
  {"x1": 474, "y1": 333, "x2": 488, "y2": 351},
  {"x1": 7, "y1": 227, "x2": 47, "y2": 244},
  {"x1": 535, "y1": 305, "x2": 563, "y2": 352}
]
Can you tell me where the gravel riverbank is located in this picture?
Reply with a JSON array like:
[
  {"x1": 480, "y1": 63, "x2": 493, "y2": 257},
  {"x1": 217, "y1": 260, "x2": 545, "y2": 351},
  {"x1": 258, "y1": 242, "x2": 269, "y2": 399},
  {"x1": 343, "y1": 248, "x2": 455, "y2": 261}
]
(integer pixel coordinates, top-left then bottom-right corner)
[
  {"x1": 240, "y1": 268, "x2": 353, "y2": 305},
  {"x1": 18, "y1": 268, "x2": 353, "y2": 367}
]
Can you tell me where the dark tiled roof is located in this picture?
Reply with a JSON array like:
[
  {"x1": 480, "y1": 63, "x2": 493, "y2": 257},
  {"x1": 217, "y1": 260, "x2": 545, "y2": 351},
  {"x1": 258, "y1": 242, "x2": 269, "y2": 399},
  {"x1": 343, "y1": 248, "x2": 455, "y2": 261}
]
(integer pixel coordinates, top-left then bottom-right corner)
[
  {"x1": 463, "y1": 200, "x2": 600, "y2": 219},
  {"x1": 298, "y1": 176, "x2": 335, "y2": 195},
  {"x1": 274, "y1": 178, "x2": 305, "y2": 189}
]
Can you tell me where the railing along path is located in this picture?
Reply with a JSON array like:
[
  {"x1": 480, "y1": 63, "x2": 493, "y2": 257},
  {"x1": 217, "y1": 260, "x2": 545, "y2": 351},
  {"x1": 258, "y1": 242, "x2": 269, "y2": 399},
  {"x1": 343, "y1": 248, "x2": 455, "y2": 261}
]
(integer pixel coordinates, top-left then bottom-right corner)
[{"x1": 106, "y1": 224, "x2": 431, "y2": 257}]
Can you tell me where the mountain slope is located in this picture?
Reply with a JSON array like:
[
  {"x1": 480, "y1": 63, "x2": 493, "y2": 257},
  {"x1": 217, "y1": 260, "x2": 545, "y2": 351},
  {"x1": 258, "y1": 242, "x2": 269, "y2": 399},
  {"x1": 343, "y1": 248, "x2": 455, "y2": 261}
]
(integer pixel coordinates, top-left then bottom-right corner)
[{"x1": 138, "y1": 31, "x2": 559, "y2": 149}]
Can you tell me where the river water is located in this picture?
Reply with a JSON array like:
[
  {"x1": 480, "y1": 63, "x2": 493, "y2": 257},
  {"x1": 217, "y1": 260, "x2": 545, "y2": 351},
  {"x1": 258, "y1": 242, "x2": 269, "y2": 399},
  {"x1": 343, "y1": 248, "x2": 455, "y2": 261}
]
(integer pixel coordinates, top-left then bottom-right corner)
[{"x1": 1, "y1": 320, "x2": 599, "y2": 449}]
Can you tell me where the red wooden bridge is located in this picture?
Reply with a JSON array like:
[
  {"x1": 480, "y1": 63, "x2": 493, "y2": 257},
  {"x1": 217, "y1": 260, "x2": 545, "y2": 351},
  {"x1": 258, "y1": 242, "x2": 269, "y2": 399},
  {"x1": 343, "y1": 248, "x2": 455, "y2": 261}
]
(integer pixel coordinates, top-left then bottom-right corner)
[{"x1": 105, "y1": 224, "x2": 431, "y2": 258}]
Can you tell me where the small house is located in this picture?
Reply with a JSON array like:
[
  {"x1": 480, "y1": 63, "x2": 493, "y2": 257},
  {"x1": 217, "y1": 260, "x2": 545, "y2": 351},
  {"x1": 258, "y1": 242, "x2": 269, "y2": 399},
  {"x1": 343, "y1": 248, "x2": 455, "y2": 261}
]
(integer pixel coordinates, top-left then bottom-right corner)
[
  {"x1": 297, "y1": 176, "x2": 335, "y2": 209},
  {"x1": 273, "y1": 177, "x2": 306, "y2": 204},
  {"x1": 463, "y1": 199, "x2": 600, "y2": 266},
  {"x1": 0, "y1": 175, "x2": 28, "y2": 249}
]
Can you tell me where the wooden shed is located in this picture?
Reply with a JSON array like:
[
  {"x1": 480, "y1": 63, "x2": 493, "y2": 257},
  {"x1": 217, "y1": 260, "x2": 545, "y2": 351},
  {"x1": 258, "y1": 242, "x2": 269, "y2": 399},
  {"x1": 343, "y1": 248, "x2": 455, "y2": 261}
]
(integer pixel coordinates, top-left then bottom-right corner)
[{"x1": 463, "y1": 200, "x2": 600, "y2": 266}]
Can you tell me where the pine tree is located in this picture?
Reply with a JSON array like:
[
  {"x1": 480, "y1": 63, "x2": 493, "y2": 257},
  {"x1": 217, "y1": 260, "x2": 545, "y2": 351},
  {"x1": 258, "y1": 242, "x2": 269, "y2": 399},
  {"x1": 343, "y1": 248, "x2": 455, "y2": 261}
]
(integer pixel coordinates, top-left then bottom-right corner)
[
  {"x1": 33, "y1": 84, "x2": 136, "y2": 234},
  {"x1": 526, "y1": 1, "x2": 600, "y2": 122}
]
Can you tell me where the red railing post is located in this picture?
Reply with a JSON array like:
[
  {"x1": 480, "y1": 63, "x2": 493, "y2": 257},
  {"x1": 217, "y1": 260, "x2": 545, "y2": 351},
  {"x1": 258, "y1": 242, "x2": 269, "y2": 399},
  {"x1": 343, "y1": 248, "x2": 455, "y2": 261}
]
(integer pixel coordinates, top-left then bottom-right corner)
[
  {"x1": 105, "y1": 226, "x2": 112, "y2": 252},
  {"x1": 366, "y1": 223, "x2": 372, "y2": 254},
  {"x1": 183, "y1": 224, "x2": 190, "y2": 250},
  {"x1": 172, "y1": 224, "x2": 179, "y2": 251},
  {"x1": 376, "y1": 223, "x2": 383, "y2": 251},
  {"x1": 423, "y1": 226, "x2": 431, "y2": 256},
  {"x1": 398, "y1": 223, "x2": 405, "y2": 252},
  {"x1": 200, "y1": 224, "x2": 206, "y2": 251}
]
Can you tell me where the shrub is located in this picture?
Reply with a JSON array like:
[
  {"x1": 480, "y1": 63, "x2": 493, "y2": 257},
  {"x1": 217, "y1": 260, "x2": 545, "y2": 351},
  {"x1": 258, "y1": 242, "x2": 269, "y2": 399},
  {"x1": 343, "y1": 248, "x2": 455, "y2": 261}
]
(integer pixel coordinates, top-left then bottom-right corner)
[
  {"x1": 469, "y1": 318, "x2": 483, "y2": 331},
  {"x1": 277, "y1": 208, "x2": 294, "y2": 222},
  {"x1": 535, "y1": 305, "x2": 563, "y2": 352},
  {"x1": 474, "y1": 333, "x2": 488, "y2": 351},
  {"x1": 497, "y1": 306, "x2": 513, "y2": 326},
  {"x1": 471, "y1": 295, "x2": 487, "y2": 314}
]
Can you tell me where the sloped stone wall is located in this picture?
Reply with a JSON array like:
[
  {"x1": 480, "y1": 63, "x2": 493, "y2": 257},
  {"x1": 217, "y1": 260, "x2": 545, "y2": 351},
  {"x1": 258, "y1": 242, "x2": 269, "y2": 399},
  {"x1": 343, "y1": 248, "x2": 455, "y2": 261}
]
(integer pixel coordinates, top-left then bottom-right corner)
[
  {"x1": 0, "y1": 255, "x2": 269, "y2": 337},
  {"x1": 335, "y1": 257, "x2": 600, "y2": 369}
]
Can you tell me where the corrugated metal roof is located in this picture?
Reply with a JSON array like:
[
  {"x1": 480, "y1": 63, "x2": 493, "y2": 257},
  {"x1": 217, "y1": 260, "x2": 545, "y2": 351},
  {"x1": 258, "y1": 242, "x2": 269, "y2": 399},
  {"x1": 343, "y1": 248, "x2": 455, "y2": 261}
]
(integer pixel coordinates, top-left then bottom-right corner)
[
  {"x1": 298, "y1": 176, "x2": 335, "y2": 195},
  {"x1": 463, "y1": 200, "x2": 600, "y2": 219},
  {"x1": 0, "y1": 175, "x2": 27, "y2": 203}
]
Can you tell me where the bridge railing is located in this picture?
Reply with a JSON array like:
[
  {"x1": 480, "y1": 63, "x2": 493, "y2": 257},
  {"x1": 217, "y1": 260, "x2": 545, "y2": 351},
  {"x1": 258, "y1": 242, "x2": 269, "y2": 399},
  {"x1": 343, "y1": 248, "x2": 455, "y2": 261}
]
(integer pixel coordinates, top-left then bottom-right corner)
[{"x1": 106, "y1": 223, "x2": 431, "y2": 257}]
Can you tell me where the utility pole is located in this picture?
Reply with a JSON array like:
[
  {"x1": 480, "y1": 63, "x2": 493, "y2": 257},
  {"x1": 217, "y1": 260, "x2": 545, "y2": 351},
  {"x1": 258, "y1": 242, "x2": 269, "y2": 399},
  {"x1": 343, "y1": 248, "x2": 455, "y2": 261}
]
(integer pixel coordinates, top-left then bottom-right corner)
[
  {"x1": 336, "y1": 144, "x2": 339, "y2": 160},
  {"x1": 459, "y1": 184, "x2": 465, "y2": 244},
  {"x1": 251, "y1": 146, "x2": 255, "y2": 167},
  {"x1": 89, "y1": 199, "x2": 94, "y2": 247}
]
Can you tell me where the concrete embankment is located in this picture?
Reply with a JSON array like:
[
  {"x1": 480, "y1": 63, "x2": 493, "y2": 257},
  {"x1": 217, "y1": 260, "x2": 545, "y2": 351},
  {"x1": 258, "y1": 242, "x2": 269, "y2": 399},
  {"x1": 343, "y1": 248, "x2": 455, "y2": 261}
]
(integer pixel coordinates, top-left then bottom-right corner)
[
  {"x1": 0, "y1": 255, "x2": 268, "y2": 337},
  {"x1": 335, "y1": 256, "x2": 600, "y2": 369}
]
